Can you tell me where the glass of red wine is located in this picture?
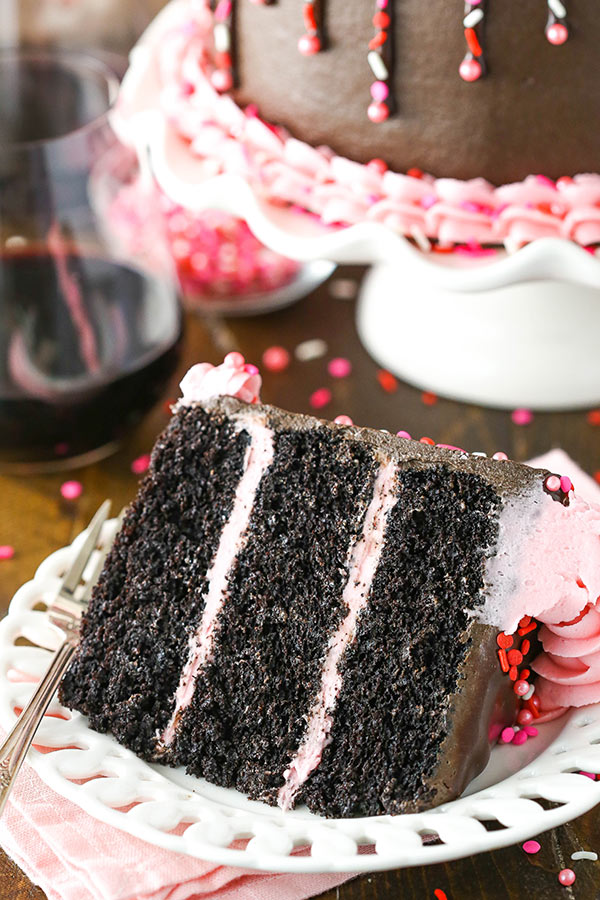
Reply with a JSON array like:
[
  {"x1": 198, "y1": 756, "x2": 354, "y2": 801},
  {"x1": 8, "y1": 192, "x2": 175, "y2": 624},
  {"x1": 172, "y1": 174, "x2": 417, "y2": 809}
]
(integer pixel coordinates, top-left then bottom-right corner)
[{"x1": 0, "y1": 49, "x2": 182, "y2": 471}]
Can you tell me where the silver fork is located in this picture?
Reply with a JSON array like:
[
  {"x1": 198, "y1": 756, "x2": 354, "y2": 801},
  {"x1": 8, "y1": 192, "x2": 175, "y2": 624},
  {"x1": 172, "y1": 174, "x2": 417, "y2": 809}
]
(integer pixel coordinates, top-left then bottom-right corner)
[{"x1": 0, "y1": 500, "x2": 117, "y2": 816}]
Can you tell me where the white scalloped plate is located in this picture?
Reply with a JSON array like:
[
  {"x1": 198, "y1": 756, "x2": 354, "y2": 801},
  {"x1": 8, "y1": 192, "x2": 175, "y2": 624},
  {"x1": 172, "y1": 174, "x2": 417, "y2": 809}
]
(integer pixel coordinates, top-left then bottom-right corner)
[{"x1": 1, "y1": 520, "x2": 600, "y2": 873}]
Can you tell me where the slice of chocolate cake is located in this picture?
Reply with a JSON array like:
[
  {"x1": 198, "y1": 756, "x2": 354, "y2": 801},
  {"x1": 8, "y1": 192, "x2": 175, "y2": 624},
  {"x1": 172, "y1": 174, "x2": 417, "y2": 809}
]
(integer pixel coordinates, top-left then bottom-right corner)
[{"x1": 60, "y1": 354, "x2": 600, "y2": 818}]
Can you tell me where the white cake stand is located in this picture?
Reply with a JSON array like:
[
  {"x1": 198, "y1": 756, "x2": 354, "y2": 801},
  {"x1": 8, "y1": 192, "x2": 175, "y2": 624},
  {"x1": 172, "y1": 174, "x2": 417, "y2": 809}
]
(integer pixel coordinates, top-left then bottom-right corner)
[{"x1": 131, "y1": 112, "x2": 600, "y2": 410}]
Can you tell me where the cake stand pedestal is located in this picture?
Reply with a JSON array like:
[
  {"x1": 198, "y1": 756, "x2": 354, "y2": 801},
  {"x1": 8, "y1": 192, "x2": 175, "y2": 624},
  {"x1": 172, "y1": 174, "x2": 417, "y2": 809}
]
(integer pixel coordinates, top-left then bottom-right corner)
[{"x1": 145, "y1": 125, "x2": 600, "y2": 410}]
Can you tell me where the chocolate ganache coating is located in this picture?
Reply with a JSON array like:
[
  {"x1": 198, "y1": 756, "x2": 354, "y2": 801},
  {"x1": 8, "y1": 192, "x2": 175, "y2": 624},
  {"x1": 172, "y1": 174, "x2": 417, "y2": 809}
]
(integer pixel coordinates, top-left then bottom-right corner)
[{"x1": 233, "y1": 0, "x2": 600, "y2": 184}]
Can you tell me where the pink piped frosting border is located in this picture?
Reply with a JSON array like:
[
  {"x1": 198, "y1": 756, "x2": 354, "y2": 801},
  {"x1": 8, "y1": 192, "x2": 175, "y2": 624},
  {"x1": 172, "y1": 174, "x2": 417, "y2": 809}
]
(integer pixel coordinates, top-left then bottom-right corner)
[{"x1": 120, "y1": 0, "x2": 600, "y2": 251}]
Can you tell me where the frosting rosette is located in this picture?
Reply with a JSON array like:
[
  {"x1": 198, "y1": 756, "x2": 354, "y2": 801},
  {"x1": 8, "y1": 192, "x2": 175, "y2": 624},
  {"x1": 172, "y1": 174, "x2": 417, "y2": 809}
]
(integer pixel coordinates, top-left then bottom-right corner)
[
  {"x1": 533, "y1": 603, "x2": 600, "y2": 709},
  {"x1": 180, "y1": 352, "x2": 261, "y2": 404}
]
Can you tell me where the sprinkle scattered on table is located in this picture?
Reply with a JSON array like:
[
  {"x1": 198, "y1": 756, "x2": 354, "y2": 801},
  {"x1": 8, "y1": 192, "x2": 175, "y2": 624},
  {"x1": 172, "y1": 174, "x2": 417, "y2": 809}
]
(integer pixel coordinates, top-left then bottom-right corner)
[
  {"x1": 512, "y1": 408, "x2": 533, "y2": 426},
  {"x1": 377, "y1": 370, "x2": 398, "y2": 393},
  {"x1": 131, "y1": 454, "x2": 151, "y2": 475},
  {"x1": 571, "y1": 850, "x2": 598, "y2": 861},
  {"x1": 328, "y1": 277, "x2": 358, "y2": 300},
  {"x1": 328, "y1": 357, "x2": 352, "y2": 378},
  {"x1": 334, "y1": 415, "x2": 354, "y2": 426},
  {"x1": 60, "y1": 481, "x2": 83, "y2": 501},
  {"x1": 295, "y1": 339, "x2": 328, "y2": 361},
  {"x1": 262, "y1": 346, "x2": 290, "y2": 372},
  {"x1": 558, "y1": 868, "x2": 576, "y2": 886},
  {"x1": 0, "y1": 545, "x2": 15, "y2": 561},
  {"x1": 421, "y1": 391, "x2": 438, "y2": 406},
  {"x1": 54, "y1": 442, "x2": 69, "y2": 456},
  {"x1": 523, "y1": 840, "x2": 541, "y2": 854},
  {"x1": 309, "y1": 388, "x2": 332, "y2": 410},
  {"x1": 433, "y1": 890, "x2": 448, "y2": 900},
  {"x1": 587, "y1": 409, "x2": 600, "y2": 426}
]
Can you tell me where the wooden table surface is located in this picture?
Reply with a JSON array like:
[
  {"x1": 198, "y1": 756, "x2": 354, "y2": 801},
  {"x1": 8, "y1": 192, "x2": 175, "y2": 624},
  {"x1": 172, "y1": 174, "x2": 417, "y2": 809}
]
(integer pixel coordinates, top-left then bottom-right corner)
[{"x1": 1, "y1": 266, "x2": 599, "y2": 899}]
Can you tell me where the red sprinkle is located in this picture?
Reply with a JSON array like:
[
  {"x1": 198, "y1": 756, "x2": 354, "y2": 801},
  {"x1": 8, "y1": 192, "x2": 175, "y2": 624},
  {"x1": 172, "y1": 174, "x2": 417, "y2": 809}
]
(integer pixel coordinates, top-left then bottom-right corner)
[
  {"x1": 509, "y1": 666, "x2": 518, "y2": 682},
  {"x1": 523, "y1": 840, "x2": 541, "y2": 854},
  {"x1": 595, "y1": 471, "x2": 600, "y2": 485},
  {"x1": 262, "y1": 346, "x2": 290, "y2": 373},
  {"x1": 433, "y1": 891, "x2": 448, "y2": 900},
  {"x1": 507, "y1": 649, "x2": 523, "y2": 666},
  {"x1": 521, "y1": 639, "x2": 531, "y2": 656},
  {"x1": 421, "y1": 391, "x2": 438, "y2": 406},
  {"x1": 517, "y1": 709, "x2": 534, "y2": 725},
  {"x1": 497, "y1": 649, "x2": 509, "y2": 673},
  {"x1": 518, "y1": 622, "x2": 538, "y2": 636},
  {"x1": 419, "y1": 436, "x2": 435, "y2": 446},
  {"x1": 521, "y1": 668, "x2": 531, "y2": 680},
  {"x1": 407, "y1": 167, "x2": 423, "y2": 179},
  {"x1": 377, "y1": 370, "x2": 398, "y2": 393},
  {"x1": 303, "y1": 3, "x2": 317, "y2": 32},
  {"x1": 131, "y1": 454, "x2": 151, "y2": 476},
  {"x1": 519, "y1": 615, "x2": 532, "y2": 627},
  {"x1": 310, "y1": 388, "x2": 332, "y2": 409},
  {"x1": 497, "y1": 633, "x2": 514, "y2": 649},
  {"x1": 0, "y1": 546, "x2": 15, "y2": 561},
  {"x1": 372, "y1": 10, "x2": 390, "y2": 28},
  {"x1": 60, "y1": 481, "x2": 83, "y2": 501},
  {"x1": 514, "y1": 679, "x2": 530, "y2": 696},
  {"x1": 587, "y1": 409, "x2": 600, "y2": 426},
  {"x1": 464, "y1": 26, "x2": 483, "y2": 57},
  {"x1": 558, "y1": 869, "x2": 576, "y2": 886},
  {"x1": 369, "y1": 31, "x2": 387, "y2": 50}
]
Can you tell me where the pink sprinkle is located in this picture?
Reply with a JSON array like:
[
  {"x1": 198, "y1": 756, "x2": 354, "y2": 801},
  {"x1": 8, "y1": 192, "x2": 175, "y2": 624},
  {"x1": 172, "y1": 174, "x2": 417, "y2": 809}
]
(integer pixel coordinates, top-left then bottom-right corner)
[
  {"x1": 334, "y1": 415, "x2": 354, "y2": 426},
  {"x1": 310, "y1": 388, "x2": 332, "y2": 410},
  {"x1": 370, "y1": 81, "x2": 389, "y2": 103},
  {"x1": 500, "y1": 727, "x2": 515, "y2": 744},
  {"x1": 512, "y1": 730, "x2": 528, "y2": 745},
  {"x1": 558, "y1": 869, "x2": 576, "y2": 886},
  {"x1": 131, "y1": 454, "x2": 151, "y2": 475},
  {"x1": 396, "y1": 430, "x2": 411, "y2": 440},
  {"x1": 523, "y1": 840, "x2": 541, "y2": 854},
  {"x1": 244, "y1": 363, "x2": 259, "y2": 375},
  {"x1": 523, "y1": 725, "x2": 538, "y2": 737},
  {"x1": 262, "y1": 346, "x2": 290, "y2": 373},
  {"x1": 580, "y1": 771, "x2": 597, "y2": 780},
  {"x1": 54, "y1": 442, "x2": 69, "y2": 456},
  {"x1": 328, "y1": 357, "x2": 352, "y2": 379},
  {"x1": 60, "y1": 481, "x2": 83, "y2": 501},
  {"x1": 517, "y1": 709, "x2": 534, "y2": 725},
  {"x1": 545, "y1": 474, "x2": 561, "y2": 492},
  {"x1": 560, "y1": 475, "x2": 573, "y2": 493},
  {"x1": 0, "y1": 546, "x2": 15, "y2": 561},
  {"x1": 493, "y1": 451, "x2": 508, "y2": 461},
  {"x1": 512, "y1": 408, "x2": 533, "y2": 426}
]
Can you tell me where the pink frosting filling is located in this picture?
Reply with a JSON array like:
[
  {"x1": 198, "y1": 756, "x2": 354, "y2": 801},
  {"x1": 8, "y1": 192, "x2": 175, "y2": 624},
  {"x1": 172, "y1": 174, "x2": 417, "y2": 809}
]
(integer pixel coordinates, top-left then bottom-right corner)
[
  {"x1": 277, "y1": 460, "x2": 399, "y2": 811},
  {"x1": 118, "y1": 0, "x2": 600, "y2": 250},
  {"x1": 179, "y1": 351, "x2": 261, "y2": 405},
  {"x1": 159, "y1": 411, "x2": 274, "y2": 747}
]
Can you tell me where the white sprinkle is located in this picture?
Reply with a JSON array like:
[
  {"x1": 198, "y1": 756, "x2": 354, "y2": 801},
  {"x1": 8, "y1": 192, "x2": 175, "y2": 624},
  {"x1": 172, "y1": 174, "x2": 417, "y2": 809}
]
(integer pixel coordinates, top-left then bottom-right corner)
[
  {"x1": 548, "y1": 0, "x2": 567, "y2": 19},
  {"x1": 5, "y1": 235, "x2": 27, "y2": 248},
  {"x1": 214, "y1": 23, "x2": 230, "y2": 53},
  {"x1": 410, "y1": 225, "x2": 432, "y2": 253},
  {"x1": 463, "y1": 9, "x2": 484, "y2": 27},
  {"x1": 523, "y1": 684, "x2": 535, "y2": 701},
  {"x1": 367, "y1": 50, "x2": 388, "y2": 81},
  {"x1": 295, "y1": 338, "x2": 328, "y2": 361},
  {"x1": 328, "y1": 278, "x2": 358, "y2": 300},
  {"x1": 472, "y1": 451, "x2": 487, "y2": 457},
  {"x1": 571, "y1": 851, "x2": 598, "y2": 861}
]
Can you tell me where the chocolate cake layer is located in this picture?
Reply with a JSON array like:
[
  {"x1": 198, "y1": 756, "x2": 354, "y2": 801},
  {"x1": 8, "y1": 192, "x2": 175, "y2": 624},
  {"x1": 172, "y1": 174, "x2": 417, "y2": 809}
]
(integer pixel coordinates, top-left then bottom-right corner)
[
  {"x1": 174, "y1": 425, "x2": 379, "y2": 800},
  {"x1": 233, "y1": 0, "x2": 600, "y2": 184},
  {"x1": 300, "y1": 466, "x2": 503, "y2": 817},
  {"x1": 59, "y1": 406, "x2": 250, "y2": 759}
]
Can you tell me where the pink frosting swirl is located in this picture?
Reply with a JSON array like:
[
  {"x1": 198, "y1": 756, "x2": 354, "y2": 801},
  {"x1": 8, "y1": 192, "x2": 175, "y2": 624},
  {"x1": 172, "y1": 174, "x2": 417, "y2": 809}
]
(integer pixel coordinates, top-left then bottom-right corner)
[
  {"x1": 533, "y1": 603, "x2": 600, "y2": 709},
  {"x1": 118, "y1": 0, "x2": 600, "y2": 252},
  {"x1": 180, "y1": 352, "x2": 262, "y2": 404}
]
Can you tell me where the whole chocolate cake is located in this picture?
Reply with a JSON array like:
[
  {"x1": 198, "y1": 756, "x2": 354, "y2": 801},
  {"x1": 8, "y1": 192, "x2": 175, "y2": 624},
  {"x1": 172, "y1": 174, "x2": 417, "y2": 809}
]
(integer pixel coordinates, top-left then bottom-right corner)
[
  {"x1": 118, "y1": 1, "x2": 600, "y2": 250},
  {"x1": 60, "y1": 355, "x2": 600, "y2": 817}
]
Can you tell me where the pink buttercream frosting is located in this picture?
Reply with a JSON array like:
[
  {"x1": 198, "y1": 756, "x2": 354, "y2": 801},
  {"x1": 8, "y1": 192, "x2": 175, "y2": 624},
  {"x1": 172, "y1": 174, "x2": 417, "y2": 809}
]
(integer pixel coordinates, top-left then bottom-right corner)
[
  {"x1": 483, "y1": 451, "x2": 600, "y2": 713},
  {"x1": 179, "y1": 352, "x2": 261, "y2": 404},
  {"x1": 118, "y1": 0, "x2": 600, "y2": 250}
]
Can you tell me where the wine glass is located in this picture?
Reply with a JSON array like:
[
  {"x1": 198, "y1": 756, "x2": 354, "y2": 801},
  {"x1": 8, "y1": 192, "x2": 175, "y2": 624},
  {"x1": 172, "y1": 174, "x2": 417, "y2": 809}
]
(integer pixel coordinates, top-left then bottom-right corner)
[{"x1": 0, "y1": 49, "x2": 182, "y2": 471}]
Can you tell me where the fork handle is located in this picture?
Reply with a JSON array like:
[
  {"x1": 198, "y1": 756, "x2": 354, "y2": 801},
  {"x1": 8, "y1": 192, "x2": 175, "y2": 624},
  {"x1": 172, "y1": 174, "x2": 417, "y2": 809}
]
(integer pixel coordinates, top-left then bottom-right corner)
[{"x1": 0, "y1": 637, "x2": 76, "y2": 817}]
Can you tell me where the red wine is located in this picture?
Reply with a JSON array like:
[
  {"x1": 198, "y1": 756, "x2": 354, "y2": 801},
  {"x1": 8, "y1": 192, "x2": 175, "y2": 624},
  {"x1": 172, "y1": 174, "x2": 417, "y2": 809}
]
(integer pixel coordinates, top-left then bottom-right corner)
[{"x1": 0, "y1": 249, "x2": 182, "y2": 467}]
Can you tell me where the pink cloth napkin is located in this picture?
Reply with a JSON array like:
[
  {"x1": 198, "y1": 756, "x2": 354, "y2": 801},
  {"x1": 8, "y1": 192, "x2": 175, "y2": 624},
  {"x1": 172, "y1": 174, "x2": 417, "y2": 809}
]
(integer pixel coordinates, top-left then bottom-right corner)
[{"x1": 0, "y1": 450, "x2": 595, "y2": 900}]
